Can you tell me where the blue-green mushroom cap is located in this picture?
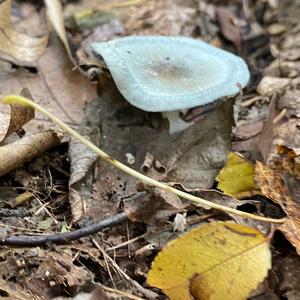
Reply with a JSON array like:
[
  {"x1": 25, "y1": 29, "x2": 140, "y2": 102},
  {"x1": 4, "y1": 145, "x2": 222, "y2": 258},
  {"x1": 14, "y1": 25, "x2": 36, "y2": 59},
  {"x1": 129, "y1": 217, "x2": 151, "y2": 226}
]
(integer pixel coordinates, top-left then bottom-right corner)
[{"x1": 92, "y1": 36, "x2": 250, "y2": 112}]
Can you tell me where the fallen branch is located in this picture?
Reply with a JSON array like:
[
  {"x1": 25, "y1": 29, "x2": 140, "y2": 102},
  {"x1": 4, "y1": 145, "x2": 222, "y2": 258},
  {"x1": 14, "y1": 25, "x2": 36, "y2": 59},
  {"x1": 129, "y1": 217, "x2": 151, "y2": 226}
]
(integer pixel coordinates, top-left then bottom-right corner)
[
  {"x1": 0, "y1": 212, "x2": 127, "y2": 246},
  {"x1": 1, "y1": 95, "x2": 287, "y2": 224}
]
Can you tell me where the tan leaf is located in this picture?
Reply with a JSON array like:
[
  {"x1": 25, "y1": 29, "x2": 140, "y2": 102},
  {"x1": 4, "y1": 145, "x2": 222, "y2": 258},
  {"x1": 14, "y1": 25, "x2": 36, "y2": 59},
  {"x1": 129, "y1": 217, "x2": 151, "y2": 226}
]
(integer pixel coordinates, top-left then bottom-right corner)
[
  {"x1": 45, "y1": 0, "x2": 73, "y2": 61},
  {"x1": 0, "y1": 0, "x2": 48, "y2": 64}
]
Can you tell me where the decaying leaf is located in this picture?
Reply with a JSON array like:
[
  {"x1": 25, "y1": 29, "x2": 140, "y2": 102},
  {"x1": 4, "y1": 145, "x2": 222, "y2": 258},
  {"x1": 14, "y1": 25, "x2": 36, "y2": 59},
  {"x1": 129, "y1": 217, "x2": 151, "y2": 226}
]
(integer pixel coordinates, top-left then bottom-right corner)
[
  {"x1": 147, "y1": 221, "x2": 271, "y2": 300},
  {"x1": 255, "y1": 146, "x2": 300, "y2": 254},
  {"x1": 0, "y1": 89, "x2": 34, "y2": 143},
  {"x1": 0, "y1": 0, "x2": 48, "y2": 64},
  {"x1": 0, "y1": 130, "x2": 62, "y2": 177},
  {"x1": 216, "y1": 152, "x2": 256, "y2": 198}
]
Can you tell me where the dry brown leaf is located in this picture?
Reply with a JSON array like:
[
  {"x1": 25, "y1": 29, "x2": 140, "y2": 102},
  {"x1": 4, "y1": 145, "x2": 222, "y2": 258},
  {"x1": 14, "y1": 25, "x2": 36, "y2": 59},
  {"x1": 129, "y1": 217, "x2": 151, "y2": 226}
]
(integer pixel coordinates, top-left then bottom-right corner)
[
  {"x1": 255, "y1": 157, "x2": 300, "y2": 254},
  {"x1": 0, "y1": 88, "x2": 34, "y2": 143},
  {"x1": 0, "y1": 130, "x2": 62, "y2": 177},
  {"x1": 0, "y1": 0, "x2": 48, "y2": 64}
]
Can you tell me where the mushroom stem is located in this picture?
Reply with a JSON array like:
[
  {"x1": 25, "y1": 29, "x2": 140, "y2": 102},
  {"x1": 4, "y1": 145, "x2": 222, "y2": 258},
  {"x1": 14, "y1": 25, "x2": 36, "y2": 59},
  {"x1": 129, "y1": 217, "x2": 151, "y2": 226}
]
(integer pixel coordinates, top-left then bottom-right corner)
[
  {"x1": 162, "y1": 110, "x2": 193, "y2": 134},
  {"x1": 2, "y1": 95, "x2": 286, "y2": 224}
]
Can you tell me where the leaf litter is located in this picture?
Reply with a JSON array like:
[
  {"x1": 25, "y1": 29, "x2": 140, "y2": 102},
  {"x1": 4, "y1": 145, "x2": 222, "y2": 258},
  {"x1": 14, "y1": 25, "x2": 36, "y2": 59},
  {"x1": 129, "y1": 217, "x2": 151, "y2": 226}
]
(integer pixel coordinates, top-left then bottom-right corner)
[{"x1": 0, "y1": 0, "x2": 300, "y2": 299}]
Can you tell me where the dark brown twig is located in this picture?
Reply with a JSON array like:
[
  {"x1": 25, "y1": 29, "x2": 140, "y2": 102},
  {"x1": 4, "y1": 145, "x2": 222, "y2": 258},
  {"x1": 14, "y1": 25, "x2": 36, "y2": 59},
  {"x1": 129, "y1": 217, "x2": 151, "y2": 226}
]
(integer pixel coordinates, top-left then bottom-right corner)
[{"x1": 0, "y1": 213, "x2": 127, "y2": 246}]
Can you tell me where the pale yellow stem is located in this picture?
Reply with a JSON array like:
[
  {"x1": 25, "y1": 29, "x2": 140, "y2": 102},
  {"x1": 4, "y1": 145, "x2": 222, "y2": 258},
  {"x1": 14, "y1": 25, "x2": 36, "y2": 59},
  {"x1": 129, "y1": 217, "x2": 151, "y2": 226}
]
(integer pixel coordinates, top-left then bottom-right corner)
[{"x1": 2, "y1": 95, "x2": 286, "y2": 224}]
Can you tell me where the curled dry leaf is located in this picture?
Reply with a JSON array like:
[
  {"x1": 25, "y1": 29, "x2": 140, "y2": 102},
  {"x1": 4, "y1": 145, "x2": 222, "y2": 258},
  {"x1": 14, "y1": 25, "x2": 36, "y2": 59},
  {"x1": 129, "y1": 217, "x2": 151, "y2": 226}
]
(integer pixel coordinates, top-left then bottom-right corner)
[
  {"x1": 0, "y1": 88, "x2": 34, "y2": 143},
  {"x1": 147, "y1": 221, "x2": 271, "y2": 300},
  {"x1": 0, "y1": 0, "x2": 48, "y2": 64},
  {"x1": 45, "y1": 0, "x2": 73, "y2": 62},
  {"x1": 0, "y1": 130, "x2": 62, "y2": 177}
]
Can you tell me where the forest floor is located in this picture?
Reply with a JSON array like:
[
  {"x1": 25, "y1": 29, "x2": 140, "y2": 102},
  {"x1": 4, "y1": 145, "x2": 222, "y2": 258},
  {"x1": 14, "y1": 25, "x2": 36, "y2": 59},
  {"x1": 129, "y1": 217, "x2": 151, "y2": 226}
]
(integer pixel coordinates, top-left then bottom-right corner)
[{"x1": 0, "y1": 0, "x2": 300, "y2": 299}]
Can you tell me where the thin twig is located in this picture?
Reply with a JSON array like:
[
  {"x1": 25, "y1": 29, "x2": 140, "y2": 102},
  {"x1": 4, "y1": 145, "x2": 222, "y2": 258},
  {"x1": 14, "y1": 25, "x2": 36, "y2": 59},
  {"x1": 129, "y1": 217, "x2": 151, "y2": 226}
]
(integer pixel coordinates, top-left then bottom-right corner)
[
  {"x1": 102, "y1": 285, "x2": 147, "y2": 300},
  {"x1": 0, "y1": 213, "x2": 127, "y2": 246},
  {"x1": 1, "y1": 95, "x2": 287, "y2": 224},
  {"x1": 92, "y1": 239, "x2": 158, "y2": 300}
]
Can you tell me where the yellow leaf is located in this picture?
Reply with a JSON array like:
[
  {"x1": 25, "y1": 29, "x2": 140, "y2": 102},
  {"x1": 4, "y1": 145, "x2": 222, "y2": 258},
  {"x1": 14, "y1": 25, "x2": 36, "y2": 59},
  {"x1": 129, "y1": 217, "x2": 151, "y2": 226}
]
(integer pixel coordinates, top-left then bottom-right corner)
[
  {"x1": 216, "y1": 152, "x2": 255, "y2": 198},
  {"x1": 147, "y1": 221, "x2": 271, "y2": 300},
  {"x1": 0, "y1": 0, "x2": 48, "y2": 63}
]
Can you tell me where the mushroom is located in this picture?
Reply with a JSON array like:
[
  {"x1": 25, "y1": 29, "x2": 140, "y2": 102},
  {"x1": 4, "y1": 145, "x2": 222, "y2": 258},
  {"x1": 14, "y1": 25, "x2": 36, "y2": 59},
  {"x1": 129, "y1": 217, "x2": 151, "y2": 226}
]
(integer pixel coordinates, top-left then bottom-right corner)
[{"x1": 92, "y1": 36, "x2": 250, "y2": 132}]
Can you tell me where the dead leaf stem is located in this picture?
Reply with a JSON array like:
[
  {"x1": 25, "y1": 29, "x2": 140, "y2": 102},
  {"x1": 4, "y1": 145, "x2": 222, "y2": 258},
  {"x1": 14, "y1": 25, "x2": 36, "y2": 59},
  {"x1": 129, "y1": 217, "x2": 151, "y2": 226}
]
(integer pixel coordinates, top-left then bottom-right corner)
[{"x1": 2, "y1": 95, "x2": 287, "y2": 224}]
